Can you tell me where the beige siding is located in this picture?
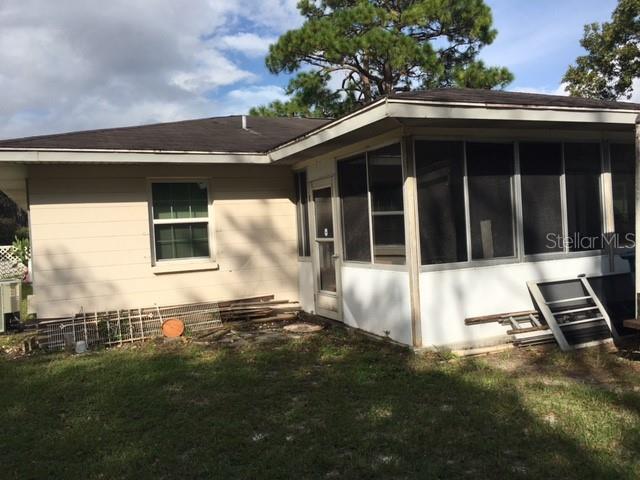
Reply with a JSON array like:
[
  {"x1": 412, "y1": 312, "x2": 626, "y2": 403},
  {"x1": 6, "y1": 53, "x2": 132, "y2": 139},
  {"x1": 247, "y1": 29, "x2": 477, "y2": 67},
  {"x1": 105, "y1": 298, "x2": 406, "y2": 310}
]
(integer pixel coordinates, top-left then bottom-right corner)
[{"x1": 28, "y1": 163, "x2": 299, "y2": 317}]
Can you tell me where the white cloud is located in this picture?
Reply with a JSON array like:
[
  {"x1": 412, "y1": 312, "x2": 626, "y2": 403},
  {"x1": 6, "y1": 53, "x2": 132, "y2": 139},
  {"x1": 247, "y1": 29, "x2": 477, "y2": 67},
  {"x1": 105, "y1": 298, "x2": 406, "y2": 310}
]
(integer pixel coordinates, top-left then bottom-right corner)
[
  {"x1": 219, "y1": 33, "x2": 278, "y2": 58},
  {"x1": 222, "y1": 85, "x2": 288, "y2": 114},
  {"x1": 0, "y1": 0, "x2": 301, "y2": 138},
  {"x1": 628, "y1": 79, "x2": 640, "y2": 102},
  {"x1": 170, "y1": 49, "x2": 256, "y2": 94},
  {"x1": 509, "y1": 84, "x2": 569, "y2": 96}
]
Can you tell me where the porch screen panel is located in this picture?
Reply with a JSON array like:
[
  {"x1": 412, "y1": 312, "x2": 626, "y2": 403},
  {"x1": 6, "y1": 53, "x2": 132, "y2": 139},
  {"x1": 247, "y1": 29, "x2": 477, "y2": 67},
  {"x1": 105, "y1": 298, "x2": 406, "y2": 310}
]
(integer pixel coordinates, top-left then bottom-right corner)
[
  {"x1": 466, "y1": 142, "x2": 515, "y2": 260},
  {"x1": 520, "y1": 142, "x2": 563, "y2": 255},
  {"x1": 610, "y1": 143, "x2": 635, "y2": 246},
  {"x1": 338, "y1": 156, "x2": 371, "y2": 262},
  {"x1": 368, "y1": 144, "x2": 405, "y2": 264},
  {"x1": 564, "y1": 143, "x2": 602, "y2": 251},
  {"x1": 415, "y1": 140, "x2": 467, "y2": 265},
  {"x1": 295, "y1": 171, "x2": 311, "y2": 256}
]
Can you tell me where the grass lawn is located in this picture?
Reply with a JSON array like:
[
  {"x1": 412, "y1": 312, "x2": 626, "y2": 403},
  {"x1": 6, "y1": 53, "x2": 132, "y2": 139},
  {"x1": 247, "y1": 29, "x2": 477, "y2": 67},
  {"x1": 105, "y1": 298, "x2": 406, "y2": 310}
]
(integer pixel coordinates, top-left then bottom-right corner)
[{"x1": 1, "y1": 327, "x2": 640, "y2": 479}]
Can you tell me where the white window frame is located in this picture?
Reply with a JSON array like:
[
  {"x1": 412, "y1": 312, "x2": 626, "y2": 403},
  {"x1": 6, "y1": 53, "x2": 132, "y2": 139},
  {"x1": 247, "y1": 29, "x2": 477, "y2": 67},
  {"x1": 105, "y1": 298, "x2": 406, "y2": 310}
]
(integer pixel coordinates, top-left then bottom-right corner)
[
  {"x1": 294, "y1": 169, "x2": 311, "y2": 258},
  {"x1": 414, "y1": 137, "x2": 608, "y2": 272},
  {"x1": 147, "y1": 178, "x2": 216, "y2": 267},
  {"x1": 337, "y1": 141, "x2": 407, "y2": 266}
]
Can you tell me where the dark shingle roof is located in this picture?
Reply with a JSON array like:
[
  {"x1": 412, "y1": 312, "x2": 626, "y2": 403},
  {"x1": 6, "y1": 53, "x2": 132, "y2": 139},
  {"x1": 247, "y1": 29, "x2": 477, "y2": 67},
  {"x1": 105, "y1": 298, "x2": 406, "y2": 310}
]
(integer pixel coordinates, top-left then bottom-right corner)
[
  {"x1": 0, "y1": 115, "x2": 330, "y2": 153},
  {"x1": 1, "y1": 89, "x2": 638, "y2": 153},
  {"x1": 389, "y1": 88, "x2": 640, "y2": 111}
]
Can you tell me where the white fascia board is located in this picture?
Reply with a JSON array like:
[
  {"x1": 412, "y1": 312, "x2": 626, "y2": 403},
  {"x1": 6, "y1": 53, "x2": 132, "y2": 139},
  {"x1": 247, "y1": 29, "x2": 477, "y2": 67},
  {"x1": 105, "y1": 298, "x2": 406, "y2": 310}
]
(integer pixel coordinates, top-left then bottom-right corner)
[
  {"x1": 0, "y1": 149, "x2": 269, "y2": 164},
  {"x1": 268, "y1": 99, "x2": 638, "y2": 162},
  {"x1": 386, "y1": 99, "x2": 639, "y2": 125},
  {"x1": 267, "y1": 97, "x2": 389, "y2": 162}
]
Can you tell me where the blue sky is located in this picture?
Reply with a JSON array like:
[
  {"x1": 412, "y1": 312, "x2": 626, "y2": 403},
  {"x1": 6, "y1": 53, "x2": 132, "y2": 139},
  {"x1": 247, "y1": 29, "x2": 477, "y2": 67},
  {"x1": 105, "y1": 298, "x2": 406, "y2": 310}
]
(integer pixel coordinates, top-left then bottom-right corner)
[
  {"x1": 482, "y1": 0, "x2": 619, "y2": 93},
  {"x1": 0, "y1": 0, "x2": 623, "y2": 139}
]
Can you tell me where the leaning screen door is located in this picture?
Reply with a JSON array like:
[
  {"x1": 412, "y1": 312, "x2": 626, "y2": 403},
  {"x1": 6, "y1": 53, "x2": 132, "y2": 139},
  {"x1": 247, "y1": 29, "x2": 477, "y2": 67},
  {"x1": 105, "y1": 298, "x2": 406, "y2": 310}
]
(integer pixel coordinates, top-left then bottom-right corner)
[{"x1": 311, "y1": 183, "x2": 339, "y2": 319}]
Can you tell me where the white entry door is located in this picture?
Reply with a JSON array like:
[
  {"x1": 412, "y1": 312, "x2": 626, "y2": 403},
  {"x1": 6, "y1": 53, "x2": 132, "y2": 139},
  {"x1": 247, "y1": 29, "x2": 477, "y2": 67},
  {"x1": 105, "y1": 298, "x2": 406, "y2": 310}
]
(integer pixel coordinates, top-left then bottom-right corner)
[{"x1": 310, "y1": 179, "x2": 340, "y2": 320}]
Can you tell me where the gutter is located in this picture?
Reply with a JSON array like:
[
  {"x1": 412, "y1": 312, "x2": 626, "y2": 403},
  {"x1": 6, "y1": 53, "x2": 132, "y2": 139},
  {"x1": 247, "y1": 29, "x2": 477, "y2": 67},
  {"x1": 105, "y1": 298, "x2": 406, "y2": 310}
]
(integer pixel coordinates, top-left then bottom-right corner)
[
  {"x1": 266, "y1": 97, "x2": 640, "y2": 162},
  {"x1": 386, "y1": 97, "x2": 640, "y2": 114}
]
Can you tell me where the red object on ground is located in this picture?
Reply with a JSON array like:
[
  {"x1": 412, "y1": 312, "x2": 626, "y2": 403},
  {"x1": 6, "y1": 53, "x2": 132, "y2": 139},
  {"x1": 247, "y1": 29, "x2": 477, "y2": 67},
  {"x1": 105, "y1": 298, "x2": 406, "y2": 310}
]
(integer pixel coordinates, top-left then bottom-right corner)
[{"x1": 162, "y1": 318, "x2": 185, "y2": 338}]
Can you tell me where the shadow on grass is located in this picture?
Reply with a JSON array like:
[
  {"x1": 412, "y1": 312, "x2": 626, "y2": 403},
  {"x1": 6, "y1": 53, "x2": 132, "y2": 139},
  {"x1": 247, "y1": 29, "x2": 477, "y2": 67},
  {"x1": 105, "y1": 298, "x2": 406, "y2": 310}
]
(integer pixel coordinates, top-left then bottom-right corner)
[{"x1": 1, "y1": 330, "x2": 639, "y2": 479}]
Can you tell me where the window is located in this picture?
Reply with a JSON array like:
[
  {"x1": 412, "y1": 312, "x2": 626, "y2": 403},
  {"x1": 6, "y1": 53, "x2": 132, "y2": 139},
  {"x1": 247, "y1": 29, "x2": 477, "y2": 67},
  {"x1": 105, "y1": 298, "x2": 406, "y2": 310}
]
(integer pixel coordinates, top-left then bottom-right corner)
[
  {"x1": 417, "y1": 139, "x2": 608, "y2": 267},
  {"x1": 313, "y1": 187, "x2": 336, "y2": 291},
  {"x1": 564, "y1": 143, "x2": 603, "y2": 251},
  {"x1": 415, "y1": 141, "x2": 467, "y2": 264},
  {"x1": 337, "y1": 143, "x2": 405, "y2": 265},
  {"x1": 610, "y1": 143, "x2": 635, "y2": 246},
  {"x1": 338, "y1": 156, "x2": 371, "y2": 262},
  {"x1": 466, "y1": 142, "x2": 515, "y2": 260},
  {"x1": 520, "y1": 142, "x2": 563, "y2": 255},
  {"x1": 295, "y1": 171, "x2": 311, "y2": 257},
  {"x1": 151, "y1": 182, "x2": 210, "y2": 261},
  {"x1": 369, "y1": 145, "x2": 405, "y2": 264}
]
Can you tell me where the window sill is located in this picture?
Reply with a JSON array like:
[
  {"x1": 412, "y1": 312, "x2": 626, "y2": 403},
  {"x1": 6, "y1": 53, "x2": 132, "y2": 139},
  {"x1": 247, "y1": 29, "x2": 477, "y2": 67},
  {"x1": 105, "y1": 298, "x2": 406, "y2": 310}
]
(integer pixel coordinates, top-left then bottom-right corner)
[
  {"x1": 420, "y1": 249, "x2": 606, "y2": 273},
  {"x1": 342, "y1": 261, "x2": 408, "y2": 272},
  {"x1": 151, "y1": 260, "x2": 219, "y2": 275}
]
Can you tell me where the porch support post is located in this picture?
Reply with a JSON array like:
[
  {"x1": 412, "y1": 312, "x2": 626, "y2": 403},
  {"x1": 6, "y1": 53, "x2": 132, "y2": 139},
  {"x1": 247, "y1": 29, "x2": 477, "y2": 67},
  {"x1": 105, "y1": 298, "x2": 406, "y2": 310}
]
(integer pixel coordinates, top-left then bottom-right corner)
[
  {"x1": 601, "y1": 140, "x2": 615, "y2": 272},
  {"x1": 635, "y1": 116, "x2": 640, "y2": 319},
  {"x1": 402, "y1": 135, "x2": 422, "y2": 348}
]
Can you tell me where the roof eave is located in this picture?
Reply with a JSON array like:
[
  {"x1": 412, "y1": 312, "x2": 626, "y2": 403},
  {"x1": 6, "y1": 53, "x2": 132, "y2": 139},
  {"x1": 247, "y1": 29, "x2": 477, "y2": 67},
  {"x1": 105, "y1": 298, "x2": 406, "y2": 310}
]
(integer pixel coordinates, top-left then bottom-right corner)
[
  {"x1": 267, "y1": 98, "x2": 640, "y2": 162},
  {"x1": 0, "y1": 149, "x2": 270, "y2": 164}
]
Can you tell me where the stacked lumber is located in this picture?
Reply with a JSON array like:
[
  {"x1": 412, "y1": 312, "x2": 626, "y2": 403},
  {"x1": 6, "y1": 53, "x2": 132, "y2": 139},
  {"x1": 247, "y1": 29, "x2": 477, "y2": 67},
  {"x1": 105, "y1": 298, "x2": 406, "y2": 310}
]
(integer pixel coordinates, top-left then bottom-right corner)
[
  {"x1": 218, "y1": 295, "x2": 300, "y2": 324},
  {"x1": 465, "y1": 309, "x2": 555, "y2": 348}
]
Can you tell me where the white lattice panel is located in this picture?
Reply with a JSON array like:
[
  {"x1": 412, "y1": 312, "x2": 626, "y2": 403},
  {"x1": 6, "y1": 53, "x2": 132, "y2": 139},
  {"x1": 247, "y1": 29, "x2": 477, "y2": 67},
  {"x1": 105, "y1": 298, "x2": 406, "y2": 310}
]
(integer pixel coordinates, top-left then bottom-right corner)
[{"x1": 0, "y1": 246, "x2": 27, "y2": 280}]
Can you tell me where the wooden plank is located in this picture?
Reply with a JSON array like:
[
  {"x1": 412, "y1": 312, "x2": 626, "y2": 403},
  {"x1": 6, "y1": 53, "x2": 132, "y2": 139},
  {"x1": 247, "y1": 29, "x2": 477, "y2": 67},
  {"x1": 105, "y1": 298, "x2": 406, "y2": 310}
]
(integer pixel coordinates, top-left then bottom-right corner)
[
  {"x1": 506, "y1": 325, "x2": 549, "y2": 335},
  {"x1": 465, "y1": 310, "x2": 538, "y2": 325},
  {"x1": 623, "y1": 318, "x2": 640, "y2": 330}
]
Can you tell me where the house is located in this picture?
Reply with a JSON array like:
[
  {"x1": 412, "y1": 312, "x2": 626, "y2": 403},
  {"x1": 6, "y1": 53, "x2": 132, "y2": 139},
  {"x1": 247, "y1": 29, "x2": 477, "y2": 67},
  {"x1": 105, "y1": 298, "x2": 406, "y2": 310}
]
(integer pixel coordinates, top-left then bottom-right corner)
[{"x1": 0, "y1": 88, "x2": 637, "y2": 349}]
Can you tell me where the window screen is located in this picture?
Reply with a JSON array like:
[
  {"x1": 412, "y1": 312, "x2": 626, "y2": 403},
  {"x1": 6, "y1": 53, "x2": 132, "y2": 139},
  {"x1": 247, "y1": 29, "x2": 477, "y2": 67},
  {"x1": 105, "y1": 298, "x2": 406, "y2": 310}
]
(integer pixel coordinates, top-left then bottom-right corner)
[
  {"x1": 313, "y1": 187, "x2": 333, "y2": 239},
  {"x1": 564, "y1": 143, "x2": 602, "y2": 251},
  {"x1": 295, "y1": 171, "x2": 311, "y2": 256},
  {"x1": 368, "y1": 144, "x2": 405, "y2": 264},
  {"x1": 338, "y1": 156, "x2": 371, "y2": 262},
  {"x1": 154, "y1": 223, "x2": 209, "y2": 260},
  {"x1": 151, "y1": 182, "x2": 210, "y2": 261},
  {"x1": 415, "y1": 140, "x2": 467, "y2": 265},
  {"x1": 610, "y1": 143, "x2": 635, "y2": 246},
  {"x1": 466, "y1": 142, "x2": 515, "y2": 260},
  {"x1": 152, "y1": 182, "x2": 208, "y2": 219},
  {"x1": 520, "y1": 142, "x2": 563, "y2": 255}
]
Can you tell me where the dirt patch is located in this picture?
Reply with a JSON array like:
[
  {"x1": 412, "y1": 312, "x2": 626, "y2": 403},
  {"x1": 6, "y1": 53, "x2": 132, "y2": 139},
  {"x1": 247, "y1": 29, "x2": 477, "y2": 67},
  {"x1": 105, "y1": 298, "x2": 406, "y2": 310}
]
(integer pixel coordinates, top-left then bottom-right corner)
[
  {"x1": 479, "y1": 341, "x2": 640, "y2": 389},
  {"x1": 0, "y1": 332, "x2": 39, "y2": 359},
  {"x1": 189, "y1": 313, "x2": 330, "y2": 349}
]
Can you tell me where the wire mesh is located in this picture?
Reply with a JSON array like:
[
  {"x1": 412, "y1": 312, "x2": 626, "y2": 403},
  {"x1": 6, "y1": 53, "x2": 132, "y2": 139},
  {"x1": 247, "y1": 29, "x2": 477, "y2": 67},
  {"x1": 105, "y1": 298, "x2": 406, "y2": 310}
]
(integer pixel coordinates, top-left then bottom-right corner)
[{"x1": 39, "y1": 301, "x2": 222, "y2": 351}]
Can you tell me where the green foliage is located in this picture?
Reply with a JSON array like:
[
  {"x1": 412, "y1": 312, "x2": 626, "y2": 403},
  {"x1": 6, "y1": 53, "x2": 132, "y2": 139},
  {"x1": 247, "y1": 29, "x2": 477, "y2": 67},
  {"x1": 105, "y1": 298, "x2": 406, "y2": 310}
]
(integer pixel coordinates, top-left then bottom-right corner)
[
  {"x1": 11, "y1": 236, "x2": 30, "y2": 267},
  {"x1": 250, "y1": 71, "x2": 358, "y2": 117},
  {"x1": 15, "y1": 226, "x2": 29, "y2": 240},
  {"x1": 254, "y1": 0, "x2": 513, "y2": 117},
  {"x1": 563, "y1": 0, "x2": 640, "y2": 100}
]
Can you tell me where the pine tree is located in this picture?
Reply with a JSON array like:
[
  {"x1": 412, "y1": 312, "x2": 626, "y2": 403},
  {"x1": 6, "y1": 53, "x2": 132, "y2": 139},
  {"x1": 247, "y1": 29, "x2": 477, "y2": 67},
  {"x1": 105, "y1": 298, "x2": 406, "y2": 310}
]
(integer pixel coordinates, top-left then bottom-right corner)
[{"x1": 251, "y1": 0, "x2": 513, "y2": 117}]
